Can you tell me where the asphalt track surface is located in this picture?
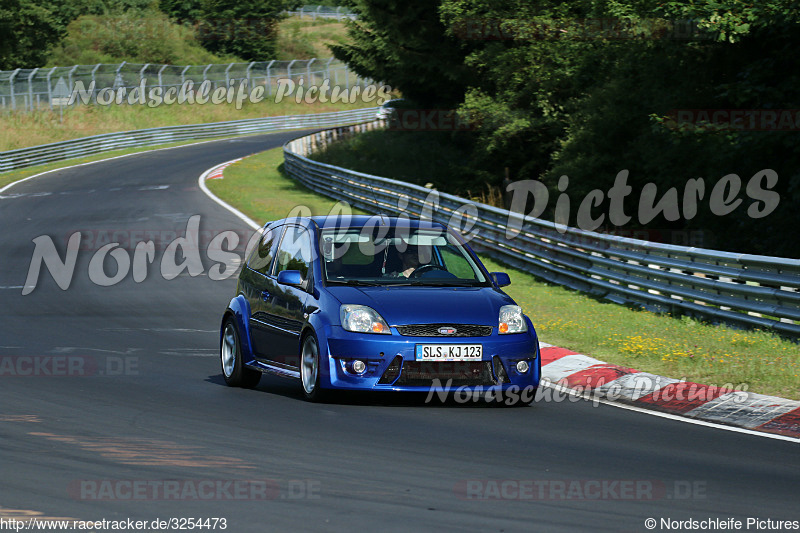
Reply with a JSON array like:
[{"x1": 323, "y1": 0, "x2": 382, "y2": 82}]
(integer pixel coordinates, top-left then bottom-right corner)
[{"x1": 0, "y1": 132, "x2": 797, "y2": 533}]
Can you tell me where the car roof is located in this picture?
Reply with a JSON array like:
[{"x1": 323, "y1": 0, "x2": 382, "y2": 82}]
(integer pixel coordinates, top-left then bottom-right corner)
[{"x1": 264, "y1": 215, "x2": 448, "y2": 232}]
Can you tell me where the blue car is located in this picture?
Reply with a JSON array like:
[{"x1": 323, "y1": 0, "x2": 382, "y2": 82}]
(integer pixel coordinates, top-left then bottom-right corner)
[{"x1": 219, "y1": 215, "x2": 541, "y2": 403}]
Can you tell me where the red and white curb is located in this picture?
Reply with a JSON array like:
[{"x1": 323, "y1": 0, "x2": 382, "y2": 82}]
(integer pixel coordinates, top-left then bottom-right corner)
[
  {"x1": 539, "y1": 342, "x2": 800, "y2": 439},
  {"x1": 198, "y1": 159, "x2": 260, "y2": 231},
  {"x1": 205, "y1": 158, "x2": 242, "y2": 180}
]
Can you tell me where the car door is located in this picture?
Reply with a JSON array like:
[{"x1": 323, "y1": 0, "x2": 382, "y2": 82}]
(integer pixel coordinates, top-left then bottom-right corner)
[
  {"x1": 260, "y1": 225, "x2": 314, "y2": 369},
  {"x1": 239, "y1": 225, "x2": 282, "y2": 363}
]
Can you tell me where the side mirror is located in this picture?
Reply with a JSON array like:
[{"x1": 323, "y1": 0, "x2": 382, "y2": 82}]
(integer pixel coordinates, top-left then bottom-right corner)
[
  {"x1": 277, "y1": 270, "x2": 304, "y2": 287},
  {"x1": 491, "y1": 272, "x2": 511, "y2": 287}
]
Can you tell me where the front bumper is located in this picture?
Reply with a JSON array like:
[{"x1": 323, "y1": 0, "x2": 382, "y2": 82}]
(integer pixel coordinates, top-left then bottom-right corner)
[{"x1": 322, "y1": 325, "x2": 540, "y2": 392}]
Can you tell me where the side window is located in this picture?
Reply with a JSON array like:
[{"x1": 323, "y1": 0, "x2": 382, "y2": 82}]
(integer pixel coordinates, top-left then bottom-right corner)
[
  {"x1": 274, "y1": 226, "x2": 313, "y2": 280},
  {"x1": 247, "y1": 226, "x2": 279, "y2": 275}
]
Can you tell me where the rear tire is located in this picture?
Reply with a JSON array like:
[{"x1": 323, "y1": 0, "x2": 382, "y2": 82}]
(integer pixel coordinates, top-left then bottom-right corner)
[
  {"x1": 221, "y1": 316, "x2": 261, "y2": 389},
  {"x1": 300, "y1": 334, "x2": 329, "y2": 402}
]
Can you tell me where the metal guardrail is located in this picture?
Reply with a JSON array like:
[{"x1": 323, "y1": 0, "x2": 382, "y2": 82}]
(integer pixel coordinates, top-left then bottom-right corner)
[
  {"x1": 283, "y1": 122, "x2": 800, "y2": 338},
  {"x1": 0, "y1": 108, "x2": 379, "y2": 173}
]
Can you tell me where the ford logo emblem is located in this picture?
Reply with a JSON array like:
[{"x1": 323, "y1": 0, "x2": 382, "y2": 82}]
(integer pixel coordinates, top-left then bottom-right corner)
[{"x1": 438, "y1": 327, "x2": 457, "y2": 335}]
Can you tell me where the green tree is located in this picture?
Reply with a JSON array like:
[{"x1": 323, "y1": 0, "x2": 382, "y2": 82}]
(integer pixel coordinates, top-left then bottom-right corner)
[
  {"x1": 0, "y1": 0, "x2": 161, "y2": 69},
  {"x1": 330, "y1": 0, "x2": 473, "y2": 107},
  {"x1": 0, "y1": 0, "x2": 62, "y2": 69},
  {"x1": 436, "y1": 0, "x2": 800, "y2": 257},
  {"x1": 159, "y1": 0, "x2": 203, "y2": 23},
  {"x1": 197, "y1": 0, "x2": 289, "y2": 60},
  {"x1": 48, "y1": 8, "x2": 233, "y2": 65}
]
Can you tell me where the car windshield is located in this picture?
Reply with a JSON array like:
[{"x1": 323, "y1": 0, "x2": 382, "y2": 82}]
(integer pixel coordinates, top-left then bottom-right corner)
[{"x1": 320, "y1": 227, "x2": 489, "y2": 287}]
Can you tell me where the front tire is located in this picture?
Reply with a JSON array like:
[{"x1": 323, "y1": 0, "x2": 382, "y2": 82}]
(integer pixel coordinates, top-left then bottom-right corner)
[
  {"x1": 300, "y1": 334, "x2": 329, "y2": 402},
  {"x1": 221, "y1": 316, "x2": 261, "y2": 389}
]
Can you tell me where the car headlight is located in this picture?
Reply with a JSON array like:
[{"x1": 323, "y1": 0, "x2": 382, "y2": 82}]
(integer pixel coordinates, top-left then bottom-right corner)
[
  {"x1": 340, "y1": 305, "x2": 391, "y2": 334},
  {"x1": 498, "y1": 305, "x2": 527, "y2": 334}
]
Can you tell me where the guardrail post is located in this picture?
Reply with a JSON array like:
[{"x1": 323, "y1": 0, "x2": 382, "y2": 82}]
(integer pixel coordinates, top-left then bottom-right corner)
[
  {"x1": 225, "y1": 62, "x2": 234, "y2": 85},
  {"x1": 306, "y1": 58, "x2": 315, "y2": 85},
  {"x1": 315, "y1": 6, "x2": 321, "y2": 20},
  {"x1": 287, "y1": 60, "x2": 296, "y2": 84},
  {"x1": 67, "y1": 65, "x2": 78, "y2": 98},
  {"x1": 139, "y1": 64, "x2": 149, "y2": 83},
  {"x1": 266, "y1": 60, "x2": 275, "y2": 95},
  {"x1": 27, "y1": 68, "x2": 38, "y2": 111},
  {"x1": 246, "y1": 61, "x2": 255, "y2": 86},
  {"x1": 46, "y1": 67, "x2": 56, "y2": 109},
  {"x1": 157, "y1": 64, "x2": 167, "y2": 87},
  {"x1": 203, "y1": 64, "x2": 212, "y2": 82},
  {"x1": 114, "y1": 61, "x2": 126, "y2": 92},
  {"x1": 181, "y1": 65, "x2": 190, "y2": 85},
  {"x1": 9, "y1": 69, "x2": 19, "y2": 110},
  {"x1": 325, "y1": 58, "x2": 334, "y2": 97},
  {"x1": 90, "y1": 63, "x2": 100, "y2": 86}
]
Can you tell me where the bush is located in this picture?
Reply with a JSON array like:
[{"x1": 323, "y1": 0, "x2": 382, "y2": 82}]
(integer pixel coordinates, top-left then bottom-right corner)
[{"x1": 47, "y1": 9, "x2": 236, "y2": 65}]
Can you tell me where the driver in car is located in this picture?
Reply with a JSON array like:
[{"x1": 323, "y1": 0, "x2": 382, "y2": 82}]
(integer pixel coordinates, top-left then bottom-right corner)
[{"x1": 387, "y1": 247, "x2": 423, "y2": 278}]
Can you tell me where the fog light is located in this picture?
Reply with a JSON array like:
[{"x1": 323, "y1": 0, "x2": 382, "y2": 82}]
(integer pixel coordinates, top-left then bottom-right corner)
[
  {"x1": 352, "y1": 360, "x2": 367, "y2": 374},
  {"x1": 516, "y1": 360, "x2": 529, "y2": 373}
]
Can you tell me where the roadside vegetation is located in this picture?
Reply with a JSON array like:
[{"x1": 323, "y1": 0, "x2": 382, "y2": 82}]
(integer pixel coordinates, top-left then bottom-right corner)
[
  {"x1": 3, "y1": 1, "x2": 351, "y2": 69},
  {"x1": 0, "y1": 6, "x2": 358, "y2": 152},
  {"x1": 208, "y1": 147, "x2": 800, "y2": 401},
  {"x1": 0, "y1": 98, "x2": 372, "y2": 152},
  {"x1": 47, "y1": 9, "x2": 234, "y2": 66},
  {"x1": 275, "y1": 17, "x2": 350, "y2": 60}
]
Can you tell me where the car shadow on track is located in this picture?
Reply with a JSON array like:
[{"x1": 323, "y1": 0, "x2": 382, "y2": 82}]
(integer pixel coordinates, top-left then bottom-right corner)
[{"x1": 205, "y1": 374, "x2": 535, "y2": 409}]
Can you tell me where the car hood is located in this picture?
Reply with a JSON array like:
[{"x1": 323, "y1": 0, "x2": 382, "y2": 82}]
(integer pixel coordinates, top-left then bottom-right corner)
[{"x1": 326, "y1": 285, "x2": 516, "y2": 326}]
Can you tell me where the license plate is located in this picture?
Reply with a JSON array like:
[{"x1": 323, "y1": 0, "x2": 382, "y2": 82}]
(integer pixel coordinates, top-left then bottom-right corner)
[{"x1": 415, "y1": 344, "x2": 482, "y2": 361}]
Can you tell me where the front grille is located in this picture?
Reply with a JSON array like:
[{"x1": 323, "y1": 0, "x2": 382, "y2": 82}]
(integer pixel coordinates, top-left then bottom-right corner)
[
  {"x1": 396, "y1": 324, "x2": 493, "y2": 337},
  {"x1": 395, "y1": 361, "x2": 497, "y2": 387}
]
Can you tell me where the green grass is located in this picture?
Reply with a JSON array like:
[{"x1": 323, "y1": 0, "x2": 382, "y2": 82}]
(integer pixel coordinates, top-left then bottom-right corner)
[
  {"x1": 275, "y1": 18, "x2": 351, "y2": 60},
  {"x1": 207, "y1": 147, "x2": 367, "y2": 222},
  {"x1": 209, "y1": 147, "x2": 800, "y2": 400},
  {"x1": 0, "y1": 99, "x2": 373, "y2": 152}
]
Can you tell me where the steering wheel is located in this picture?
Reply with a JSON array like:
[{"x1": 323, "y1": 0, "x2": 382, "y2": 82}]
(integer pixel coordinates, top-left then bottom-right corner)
[{"x1": 410, "y1": 264, "x2": 447, "y2": 278}]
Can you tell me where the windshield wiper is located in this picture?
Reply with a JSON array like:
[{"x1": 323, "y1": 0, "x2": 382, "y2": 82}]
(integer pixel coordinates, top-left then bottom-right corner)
[
  {"x1": 388, "y1": 280, "x2": 484, "y2": 287},
  {"x1": 325, "y1": 279, "x2": 384, "y2": 286}
]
